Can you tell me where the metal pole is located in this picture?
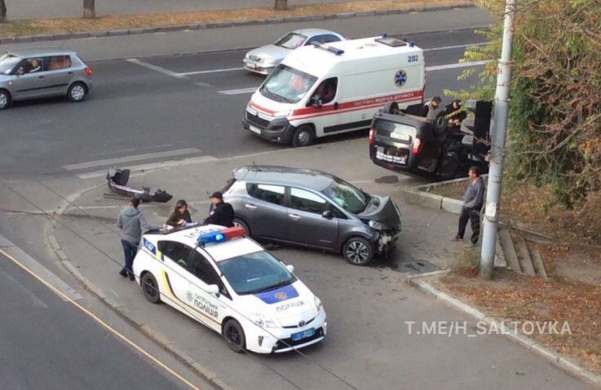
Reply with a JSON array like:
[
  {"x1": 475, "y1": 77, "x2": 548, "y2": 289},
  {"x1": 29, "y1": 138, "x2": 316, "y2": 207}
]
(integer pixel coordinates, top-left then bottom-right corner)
[{"x1": 480, "y1": 0, "x2": 517, "y2": 279}]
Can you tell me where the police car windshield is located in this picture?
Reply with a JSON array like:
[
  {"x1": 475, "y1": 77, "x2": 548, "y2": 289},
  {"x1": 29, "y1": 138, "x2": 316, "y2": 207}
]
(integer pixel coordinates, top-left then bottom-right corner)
[
  {"x1": 0, "y1": 54, "x2": 21, "y2": 74},
  {"x1": 217, "y1": 251, "x2": 296, "y2": 295},
  {"x1": 322, "y1": 177, "x2": 370, "y2": 214},
  {"x1": 260, "y1": 65, "x2": 317, "y2": 104}
]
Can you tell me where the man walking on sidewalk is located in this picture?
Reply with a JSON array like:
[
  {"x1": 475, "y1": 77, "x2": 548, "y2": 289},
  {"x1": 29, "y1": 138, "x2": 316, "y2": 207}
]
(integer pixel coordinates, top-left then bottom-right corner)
[
  {"x1": 116, "y1": 196, "x2": 162, "y2": 281},
  {"x1": 453, "y1": 166, "x2": 485, "y2": 246}
]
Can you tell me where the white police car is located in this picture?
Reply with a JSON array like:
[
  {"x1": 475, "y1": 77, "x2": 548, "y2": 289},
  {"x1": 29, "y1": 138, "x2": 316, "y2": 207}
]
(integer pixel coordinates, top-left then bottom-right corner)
[{"x1": 133, "y1": 225, "x2": 327, "y2": 353}]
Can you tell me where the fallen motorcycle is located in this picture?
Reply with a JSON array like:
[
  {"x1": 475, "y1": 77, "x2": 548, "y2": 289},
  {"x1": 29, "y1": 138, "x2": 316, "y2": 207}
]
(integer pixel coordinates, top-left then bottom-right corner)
[{"x1": 106, "y1": 167, "x2": 173, "y2": 203}]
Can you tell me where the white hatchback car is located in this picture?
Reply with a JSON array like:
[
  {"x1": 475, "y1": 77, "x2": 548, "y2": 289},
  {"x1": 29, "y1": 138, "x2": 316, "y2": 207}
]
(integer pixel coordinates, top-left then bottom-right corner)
[{"x1": 133, "y1": 225, "x2": 327, "y2": 353}]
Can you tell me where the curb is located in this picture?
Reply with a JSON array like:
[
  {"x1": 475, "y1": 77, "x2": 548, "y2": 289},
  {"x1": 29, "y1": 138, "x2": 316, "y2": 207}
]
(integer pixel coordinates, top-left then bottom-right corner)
[
  {"x1": 0, "y1": 3, "x2": 476, "y2": 45},
  {"x1": 46, "y1": 232, "x2": 233, "y2": 390},
  {"x1": 408, "y1": 277, "x2": 601, "y2": 387}
]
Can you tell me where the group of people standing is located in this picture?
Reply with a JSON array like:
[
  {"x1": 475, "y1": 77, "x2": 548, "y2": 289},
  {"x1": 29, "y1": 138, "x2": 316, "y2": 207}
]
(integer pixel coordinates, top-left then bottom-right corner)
[{"x1": 116, "y1": 191, "x2": 235, "y2": 280}]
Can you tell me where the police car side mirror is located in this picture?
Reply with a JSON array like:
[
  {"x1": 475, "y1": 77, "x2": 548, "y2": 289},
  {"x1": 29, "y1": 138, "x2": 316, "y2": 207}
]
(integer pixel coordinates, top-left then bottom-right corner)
[
  {"x1": 286, "y1": 264, "x2": 295, "y2": 273},
  {"x1": 206, "y1": 284, "x2": 220, "y2": 296}
]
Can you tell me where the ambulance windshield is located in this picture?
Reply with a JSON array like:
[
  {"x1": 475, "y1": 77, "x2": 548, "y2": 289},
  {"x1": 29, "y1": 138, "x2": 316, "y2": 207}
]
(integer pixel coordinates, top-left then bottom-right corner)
[{"x1": 260, "y1": 65, "x2": 317, "y2": 104}]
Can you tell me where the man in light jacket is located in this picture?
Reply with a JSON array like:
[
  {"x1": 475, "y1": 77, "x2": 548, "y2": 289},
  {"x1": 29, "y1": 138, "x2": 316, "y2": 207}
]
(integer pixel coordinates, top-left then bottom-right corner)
[
  {"x1": 117, "y1": 196, "x2": 162, "y2": 280},
  {"x1": 453, "y1": 166, "x2": 485, "y2": 246}
]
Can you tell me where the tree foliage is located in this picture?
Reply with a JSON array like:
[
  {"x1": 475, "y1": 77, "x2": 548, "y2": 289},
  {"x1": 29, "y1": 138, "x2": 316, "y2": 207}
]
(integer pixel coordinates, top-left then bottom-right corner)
[{"x1": 447, "y1": 0, "x2": 601, "y2": 208}]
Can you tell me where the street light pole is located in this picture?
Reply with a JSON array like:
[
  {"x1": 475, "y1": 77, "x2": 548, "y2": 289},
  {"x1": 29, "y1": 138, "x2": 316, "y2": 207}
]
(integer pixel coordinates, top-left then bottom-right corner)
[{"x1": 480, "y1": 0, "x2": 517, "y2": 279}]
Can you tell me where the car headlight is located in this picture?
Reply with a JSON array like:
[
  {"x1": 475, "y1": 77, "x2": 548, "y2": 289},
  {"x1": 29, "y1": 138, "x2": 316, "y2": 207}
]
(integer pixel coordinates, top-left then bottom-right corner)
[
  {"x1": 248, "y1": 312, "x2": 278, "y2": 328},
  {"x1": 368, "y1": 220, "x2": 385, "y2": 230},
  {"x1": 261, "y1": 57, "x2": 277, "y2": 66},
  {"x1": 273, "y1": 110, "x2": 292, "y2": 117},
  {"x1": 314, "y1": 296, "x2": 323, "y2": 312}
]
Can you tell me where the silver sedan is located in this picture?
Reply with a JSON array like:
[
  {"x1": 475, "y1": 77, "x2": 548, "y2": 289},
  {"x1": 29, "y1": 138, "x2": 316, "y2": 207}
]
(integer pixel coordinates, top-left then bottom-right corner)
[{"x1": 243, "y1": 28, "x2": 345, "y2": 75}]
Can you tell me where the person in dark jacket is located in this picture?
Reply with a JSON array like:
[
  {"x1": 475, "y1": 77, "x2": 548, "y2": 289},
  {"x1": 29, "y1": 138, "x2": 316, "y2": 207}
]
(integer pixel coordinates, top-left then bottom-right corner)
[
  {"x1": 116, "y1": 196, "x2": 162, "y2": 280},
  {"x1": 203, "y1": 191, "x2": 235, "y2": 227},
  {"x1": 445, "y1": 99, "x2": 467, "y2": 132},
  {"x1": 453, "y1": 166, "x2": 485, "y2": 246},
  {"x1": 166, "y1": 199, "x2": 192, "y2": 228},
  {"x1": 421, "y1": 96, "x2": 442, "y2": 119}
]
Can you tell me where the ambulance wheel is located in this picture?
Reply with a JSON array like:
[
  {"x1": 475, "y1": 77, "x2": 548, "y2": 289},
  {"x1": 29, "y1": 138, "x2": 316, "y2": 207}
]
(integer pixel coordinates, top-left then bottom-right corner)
[
  {"x1": 291, "y1": 125, "x2": 314, "y2": 147},
  {"x1": 383, "y1": 101, "x2": 399, "y2": 114},
  {"x1": 343, "y1": 237, "x2": 374, "y2": 266},
  {"x1": 141, "y1": 272, "x2": 161, "y2": 304},
  {"x1": 233, "y1": 218, "x2": 251, "y2": 236},
  {"x1": 223, "y1": 319, "x2": 246, "y2": 353}
]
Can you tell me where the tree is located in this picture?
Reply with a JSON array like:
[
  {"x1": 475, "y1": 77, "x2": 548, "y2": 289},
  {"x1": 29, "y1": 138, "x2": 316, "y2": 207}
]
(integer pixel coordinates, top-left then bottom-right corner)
[
  {"x1": 83, "y1": 0, "x2": 96, "y2": 19},
  {"x1": 0, "y1": 0, "x2": 7, "y2": 23},
  {"x1": 274, "y1": 0, "x2": 287, "y2": 11},
  {"x1": 447, "y1": 0, "x2": 601, "y2": 208}
]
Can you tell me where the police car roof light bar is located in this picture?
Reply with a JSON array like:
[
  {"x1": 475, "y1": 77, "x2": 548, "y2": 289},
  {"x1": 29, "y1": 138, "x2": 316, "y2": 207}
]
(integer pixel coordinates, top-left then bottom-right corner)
[
  {"x1": 197, "y1": 226, "x2": 246, "y2": 246},
  {"x1": 311, "y1": 42, "x2": 344, "y2": 56}
]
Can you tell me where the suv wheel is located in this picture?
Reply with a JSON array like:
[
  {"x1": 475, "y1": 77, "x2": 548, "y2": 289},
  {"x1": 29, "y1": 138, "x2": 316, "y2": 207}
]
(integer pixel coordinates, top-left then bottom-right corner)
[{"x1": 343, "y1": 237, "x2": 374, "y2": 266}]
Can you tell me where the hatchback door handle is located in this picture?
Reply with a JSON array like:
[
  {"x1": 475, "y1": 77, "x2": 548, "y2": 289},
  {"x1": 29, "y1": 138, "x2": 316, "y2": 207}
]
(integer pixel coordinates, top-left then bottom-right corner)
[
  {"x1": 245, "y1": 204, "x2": 257, "y2": 210},
  {"x1": 38, "y1": 76, "x2": 44, "y2": 79},
  {"x1": 289, "y1": 214, "x2": 301, "y2": 220},
  {"x1": 68, "y1": 71, "x2": 74, "y2": 75}
]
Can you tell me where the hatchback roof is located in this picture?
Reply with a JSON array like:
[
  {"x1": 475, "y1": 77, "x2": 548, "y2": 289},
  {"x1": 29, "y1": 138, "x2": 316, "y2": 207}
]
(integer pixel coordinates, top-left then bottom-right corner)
[
  {"x1": 5, "y1": 47, "x2": 77, "y2": 58},
  {"x1": 233, "y1": 165, "x2": 339, "y2": 191},
  {"x1": 292, "y1": 28, "x2": 341, "y2": 37}
]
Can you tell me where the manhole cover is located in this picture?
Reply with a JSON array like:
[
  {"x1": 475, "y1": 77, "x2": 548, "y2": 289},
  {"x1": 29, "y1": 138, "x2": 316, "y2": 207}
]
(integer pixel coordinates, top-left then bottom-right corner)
[{"x1": 375, "y1": 175, "x2": 399, "y2": 184}]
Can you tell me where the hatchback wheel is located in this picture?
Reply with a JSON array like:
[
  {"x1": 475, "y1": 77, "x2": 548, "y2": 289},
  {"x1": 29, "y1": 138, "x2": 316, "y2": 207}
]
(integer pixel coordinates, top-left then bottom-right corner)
[
  {"x1": 141, "y1": 273, "x2": 161, "y2": 304},
  {"x1": 67, "y1": 82, "x2": 87, "y2": 102},
  {"x1": 223, "y1": 319, "x2": 246, "y2": 353},
  {"x1": 343, "y1": 237, "x2": 374, "y2": 266},
  {"x1": 0, "y1": 90, "x2": 11, "y2": 110}
]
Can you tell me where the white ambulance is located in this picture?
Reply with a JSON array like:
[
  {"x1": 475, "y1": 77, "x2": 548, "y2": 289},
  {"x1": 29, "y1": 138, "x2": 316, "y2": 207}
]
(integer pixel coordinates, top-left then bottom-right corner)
[{"x1": 242, "y1": 35, "x2": 426, "y2": 147}]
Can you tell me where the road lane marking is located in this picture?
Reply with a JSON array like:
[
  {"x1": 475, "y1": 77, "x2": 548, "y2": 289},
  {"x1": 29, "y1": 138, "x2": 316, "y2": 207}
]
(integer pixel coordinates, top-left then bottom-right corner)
[
  {"x1": 126, "y1": 58, "x2": 189, "y2": 79},
  {"x1": 217, "y1": 61, "x2": 490, "y2": 95},
  {"x1": 425, "y1": 60, "x2": 491, "y2": 71},
  {"x1": 77, "y1": 155, "x2": 217, "y2": 179},
  {"x1": 0, "y1": 246, "x2": 205, "y2": 390},
  {"x1": 219, "y1": 87, "x2": 258, "y2": 95},
  {"x1": 423, "y1": 42, "x2": 489, "y2": 52},
  {"x1": 180, "y1": 66, "x2": 245, "y2": 76},
  {"x1": 64, "y1": 148, "x2": 203, "y2": 170}
]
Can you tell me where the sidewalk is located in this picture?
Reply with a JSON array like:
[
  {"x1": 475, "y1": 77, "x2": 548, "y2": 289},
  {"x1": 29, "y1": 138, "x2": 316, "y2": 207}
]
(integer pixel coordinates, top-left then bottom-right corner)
[{"x1": 0, "y1": 7, "x2": 493, "y2": 61}]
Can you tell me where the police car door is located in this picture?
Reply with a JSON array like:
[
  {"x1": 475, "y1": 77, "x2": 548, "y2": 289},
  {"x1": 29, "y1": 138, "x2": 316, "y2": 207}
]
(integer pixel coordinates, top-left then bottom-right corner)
[{"x1": 183, "y1": 249, "x2": 227, "y2": 332}]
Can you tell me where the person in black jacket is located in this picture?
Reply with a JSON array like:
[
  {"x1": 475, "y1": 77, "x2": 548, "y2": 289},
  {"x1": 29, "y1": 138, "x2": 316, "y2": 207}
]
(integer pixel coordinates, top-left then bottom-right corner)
[
  {"x1": 445, "y1": 99, "x2": 467, "y2": 132},
  {"x1": 166, "y1": 199, "x2": 192, "y2": 228},
  {"x1": 203, "y1": 192, "x2": 235, "y2": 227}
]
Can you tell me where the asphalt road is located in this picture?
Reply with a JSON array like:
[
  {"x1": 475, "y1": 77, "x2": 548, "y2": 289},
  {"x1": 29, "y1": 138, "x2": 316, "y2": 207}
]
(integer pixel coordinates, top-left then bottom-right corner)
[
  {"x1": 0, "y1": 28, "x2": 486, "y2": 179},
  {"x1": 0, "y1": 251, "x2": 187, "y2": 390}
]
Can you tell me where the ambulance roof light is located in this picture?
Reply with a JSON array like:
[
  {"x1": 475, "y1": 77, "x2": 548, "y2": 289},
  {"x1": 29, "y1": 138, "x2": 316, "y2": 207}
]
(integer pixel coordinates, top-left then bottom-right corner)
[
  {"x1": 197, "y1": 226, "x2": 246, "y2": 246},
  {"x1": 311, "y1": 42, "x2": 344, "y2": 56}
]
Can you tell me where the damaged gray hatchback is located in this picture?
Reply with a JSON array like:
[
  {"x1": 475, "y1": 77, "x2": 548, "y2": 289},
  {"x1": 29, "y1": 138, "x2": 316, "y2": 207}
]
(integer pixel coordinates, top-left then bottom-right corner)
[{"x1": 222, "y1": 165, "x2": 402, "y2": 265}]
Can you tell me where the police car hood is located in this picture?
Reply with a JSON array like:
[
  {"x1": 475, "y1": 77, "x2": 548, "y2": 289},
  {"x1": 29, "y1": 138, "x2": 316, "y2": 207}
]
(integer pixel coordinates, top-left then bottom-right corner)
[{"x1": 239, "y1": 280, "x2": 319, "y2": 326}]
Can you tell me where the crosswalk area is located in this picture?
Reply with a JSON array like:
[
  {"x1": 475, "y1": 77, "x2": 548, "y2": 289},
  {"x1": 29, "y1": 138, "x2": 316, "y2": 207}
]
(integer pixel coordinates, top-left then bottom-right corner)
[{"x1": 63, "y1": 148, "x2": 216, "y2": 180}]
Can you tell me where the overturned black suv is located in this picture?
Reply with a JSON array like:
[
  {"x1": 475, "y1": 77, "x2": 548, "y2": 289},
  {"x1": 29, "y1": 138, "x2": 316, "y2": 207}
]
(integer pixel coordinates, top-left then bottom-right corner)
[{"x1": 368, "y1": 100, "x2": 492, "y2": 180}]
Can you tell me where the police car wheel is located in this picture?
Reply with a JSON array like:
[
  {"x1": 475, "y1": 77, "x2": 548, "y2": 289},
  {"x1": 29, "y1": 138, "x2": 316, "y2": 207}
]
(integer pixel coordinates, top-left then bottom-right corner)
[
  {"x1": 141, "y1": 273, "x2": 161, "y2": 304},
  {"x1": 343, "y1": 237, "x2": 374, "y2": 266},
  {"x1": 291, "y1": 126, "x2": 314, "y2": 147},
  {"x1": 233, "y1": 218, "x2": 251, "y2": 236},
  {"x1": 223, "y1": 319, "x2": 246, "y2": 353}
]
